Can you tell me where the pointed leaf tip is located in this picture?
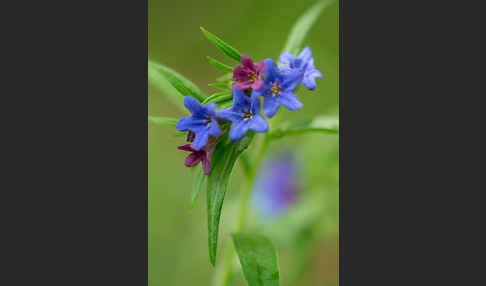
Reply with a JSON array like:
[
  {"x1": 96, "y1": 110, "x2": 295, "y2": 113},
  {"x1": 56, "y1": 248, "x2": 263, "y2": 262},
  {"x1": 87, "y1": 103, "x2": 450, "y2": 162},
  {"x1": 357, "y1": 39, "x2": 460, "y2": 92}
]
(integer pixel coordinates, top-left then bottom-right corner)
[
  {"x1": 206, "y1": 56, "x2": 234, "y2": 72},
  {"x1": 148, "y1": 59, "x2": 206, "y2": 102},
  {"x1": 200, "y1": 27, "x2": 242, "y2": 62}
]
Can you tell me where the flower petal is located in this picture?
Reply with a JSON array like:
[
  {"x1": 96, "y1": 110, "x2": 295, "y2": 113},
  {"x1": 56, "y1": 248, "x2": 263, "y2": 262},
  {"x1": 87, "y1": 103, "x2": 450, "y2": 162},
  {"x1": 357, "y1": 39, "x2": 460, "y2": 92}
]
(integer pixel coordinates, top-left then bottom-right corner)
[
  {"x1": 250, "y1": 93, "x2": 262, "y2": 115},
  {"x1": 309, "y1": 68, "x2": 323, "y2": 78},
  {"x1": 279, "y1": 65, "x2": 293, "y2": 75},
  {"x1": 252, "y1": 83, "x2": 270, "y2": 98},
  {"x1": 279, "y1": 51, "x2": 296, "y2": 65},
  {"x1": 263, "y1": 95, "x2": 280, "y2": 118},
  {"x1": 298, "y1": 46, "x2": 313, "y2": 62},
  {"x1": 264, "y1": 58, "x2": 279, "y2": 83},
  {"x1": 216, "y1": 108, "x2": 242, "y2": 122},
  {"x1": 234, "y1": 81, "x2": 253, "y2": 90},
  {"x1": 184, "y1": 96, "x2": 204, "y2": 116},
  {"x1": 251, "y1": 79, "x2": 263, "y2": 91},
  {"x1": 241, "y1": 54, "x2": 255, "y2": 71},
  {"x1": 177, "y1": 144, "x2": 194, "y2": 152},
  {"x1": 255, "y1": 61, "x2": 265, "y2": 74},
  {"x1": 204, "y1": 102, "x2": 218, "y2": 115},
  {"x1": 185, "y1": 153, "x2": 202, "y2": 167},
  {"x1": 232, "y1": 87, "x2": 251, "y2": 111},
  {"x1": 229, "y1": 119, "x2": 250, "y2": 141},
  {"x1": 193, "y1": 130, "x2": 209, "y2": 150},
  {"x1": 249, "y1": 114, "x2": 269, "y2": 133},
  {"x1": 302, "y1": 77, "x2": 317, "y2": 90},
  {"x1": 279, "y1": 91, "x2": 303, "y2": 111},
  {"x1": 233, "y1": 65, "x2": 249, "y2": 82},
  {"x1": 176, "y1": 117, "x2": 205, "y2": 132},
  {"x1": 281, "y1": 70, "x2": 304, "y2": 91},
  {"x1": 208, "y1": 121, "x2": 222, "y2": 137},
  {"x1": 202, "y1": 156, "x2": 211, "y2": 174}
]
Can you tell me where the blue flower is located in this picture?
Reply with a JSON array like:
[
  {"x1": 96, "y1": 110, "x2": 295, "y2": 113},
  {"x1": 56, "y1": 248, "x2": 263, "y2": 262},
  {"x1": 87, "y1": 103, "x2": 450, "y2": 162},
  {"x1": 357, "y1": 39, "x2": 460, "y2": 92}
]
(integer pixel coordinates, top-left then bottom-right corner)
[
  {"x1": 251, "y1": 152, "x2": 299, "y2": 218},
  {"x1": 279, "y1": 46, "x2": 323, "y2": 91},
  {"x1": 252, "y1": 59, "x2": 304, "y2": 118},
  {"x1": 216, "y1": 87, "x2": 269, "y2": 141},
  {"x1": 176, "y1": 96, "x2": 222, "y2": 150}
]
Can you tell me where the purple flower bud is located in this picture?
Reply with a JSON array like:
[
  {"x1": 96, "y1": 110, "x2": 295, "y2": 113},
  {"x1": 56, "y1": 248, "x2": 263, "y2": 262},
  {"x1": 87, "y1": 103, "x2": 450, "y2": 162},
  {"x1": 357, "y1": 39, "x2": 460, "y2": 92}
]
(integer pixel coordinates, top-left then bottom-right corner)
[{"x1": 177, "y1": 143, "x2": 214, "y2": 175}]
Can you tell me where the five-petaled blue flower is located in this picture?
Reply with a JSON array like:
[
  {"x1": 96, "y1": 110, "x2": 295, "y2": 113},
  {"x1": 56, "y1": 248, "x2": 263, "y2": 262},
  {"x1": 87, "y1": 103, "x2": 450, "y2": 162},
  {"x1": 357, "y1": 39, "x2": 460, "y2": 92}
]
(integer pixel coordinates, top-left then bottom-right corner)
[
  {"x1": 176, "y1": 96, "x2": 222, "y2": 150},
  {"x1": 216, "y1": 87, "x2": 269, "y2": 141},
  {"x1": 252, "y1": 58, "x2": 304, "y2": 118},
  {"x1": 279, "y1": 46, "x2": 323, "y2": 91}
]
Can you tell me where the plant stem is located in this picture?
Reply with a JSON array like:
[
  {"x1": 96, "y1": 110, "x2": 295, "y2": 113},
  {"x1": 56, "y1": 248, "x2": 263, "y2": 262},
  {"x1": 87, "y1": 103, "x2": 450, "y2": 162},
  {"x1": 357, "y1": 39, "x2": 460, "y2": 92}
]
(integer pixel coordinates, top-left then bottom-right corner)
[{"x1": 214, "y1": 133, "x2": 269, "y2": 286}]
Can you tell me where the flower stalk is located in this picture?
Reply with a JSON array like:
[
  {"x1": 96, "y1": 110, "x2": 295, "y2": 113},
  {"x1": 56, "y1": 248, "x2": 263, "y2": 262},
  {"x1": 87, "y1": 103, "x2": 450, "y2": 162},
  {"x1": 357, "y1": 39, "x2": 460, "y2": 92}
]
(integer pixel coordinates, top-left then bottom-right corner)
[{"x1": 214, "y1": 132, "x2": 269, "y2": 286}]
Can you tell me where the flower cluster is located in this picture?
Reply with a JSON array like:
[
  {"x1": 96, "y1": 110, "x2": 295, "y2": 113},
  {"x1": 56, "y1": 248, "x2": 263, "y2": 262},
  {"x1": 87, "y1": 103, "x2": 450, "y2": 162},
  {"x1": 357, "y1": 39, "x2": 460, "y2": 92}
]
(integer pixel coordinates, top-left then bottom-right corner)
[{"x1": 177, "y1": 47, "x2": 323, "y2": 174}]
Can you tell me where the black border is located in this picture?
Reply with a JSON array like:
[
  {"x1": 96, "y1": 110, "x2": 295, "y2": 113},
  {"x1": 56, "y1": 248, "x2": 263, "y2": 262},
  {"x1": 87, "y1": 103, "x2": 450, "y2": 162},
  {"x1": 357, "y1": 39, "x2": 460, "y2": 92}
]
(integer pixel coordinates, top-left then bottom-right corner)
[
  {"x1": 7, "y1": 0, "x2": 149, "y2": 284},
  {"x1": 6, "y1": 0, "x2": 476, "y2": 284}
]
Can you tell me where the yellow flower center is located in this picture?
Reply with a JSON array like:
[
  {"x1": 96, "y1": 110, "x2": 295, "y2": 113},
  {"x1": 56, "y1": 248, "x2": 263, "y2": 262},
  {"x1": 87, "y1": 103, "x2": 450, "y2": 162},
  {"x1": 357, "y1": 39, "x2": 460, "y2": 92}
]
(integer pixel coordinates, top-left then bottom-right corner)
[
  {"x1": 248, "y1": 71, "x2": 257, "y2": 81},
  {"x1": 271, "y1": 84, "x2": 281, "y2": 95}
]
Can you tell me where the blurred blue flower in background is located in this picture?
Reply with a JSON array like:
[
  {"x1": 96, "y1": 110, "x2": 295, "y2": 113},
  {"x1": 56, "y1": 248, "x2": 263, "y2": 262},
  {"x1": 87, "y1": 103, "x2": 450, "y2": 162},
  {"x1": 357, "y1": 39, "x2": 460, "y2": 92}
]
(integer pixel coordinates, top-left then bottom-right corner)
[{"x1": 251, "y1": 152, "x2": 300, "y2": 218}]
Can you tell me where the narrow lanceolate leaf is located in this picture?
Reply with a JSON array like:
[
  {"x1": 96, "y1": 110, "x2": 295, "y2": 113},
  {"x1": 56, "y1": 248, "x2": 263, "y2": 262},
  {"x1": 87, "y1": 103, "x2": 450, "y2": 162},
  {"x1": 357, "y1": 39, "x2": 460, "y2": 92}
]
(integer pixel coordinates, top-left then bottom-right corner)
[
  {"x1": 207, "y1": 132, "x2": 255, "y2": 265},
  {"x1": 148, "y1": 116, "x2": 178, "y2": 126},
  {"x1": 219, "y1": 100, "x2": 234, "y2": 109},
  {"x1": 200, "y1": 27, "x2": 242, "y2": 62},
  {"x1": 208, "y1": 83, "x2": 231, "y2": 90},
  {"x1": 190, "y1": 167, "x2": 206, "y2": 210},
  {"x1": 148, "y1": 59, "x2": 206, "y2": 102},
  {"x1": 202, "y1": 91, "x2": 233, "y2": 105},
  {"x1": 282, "y1": 0, "x2": 334, "y2": 55},
  {"x1": 207, "y1": 56, "x2": 234, "y2": 72},
  {"x1": 148, "y1": 59, "x2": 186, "y2": 110},
  {"x1": 270, "y1": 116, "x2": 339, "y2": 139},
  {"x1": 216, "y1": 73, "x2": 234, "y2": 83},
  {"x1": 232, "y1": 233, "x2": 280, "y2": 286}
]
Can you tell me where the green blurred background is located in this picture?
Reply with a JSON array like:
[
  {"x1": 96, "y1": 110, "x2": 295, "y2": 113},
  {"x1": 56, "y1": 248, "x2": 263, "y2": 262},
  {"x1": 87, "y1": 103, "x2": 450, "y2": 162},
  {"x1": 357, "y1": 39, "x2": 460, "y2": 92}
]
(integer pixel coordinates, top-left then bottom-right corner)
[{"x1": 149, "y1": 0, "x2": 338, "y2": 285}]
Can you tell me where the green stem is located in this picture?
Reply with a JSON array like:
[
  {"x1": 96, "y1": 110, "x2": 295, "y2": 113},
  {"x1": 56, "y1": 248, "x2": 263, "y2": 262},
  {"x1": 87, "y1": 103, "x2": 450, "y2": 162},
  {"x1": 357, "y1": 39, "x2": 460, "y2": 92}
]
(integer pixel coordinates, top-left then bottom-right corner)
[{"x1": 214, "y1": 133, "x2": 269, "y2": 286}]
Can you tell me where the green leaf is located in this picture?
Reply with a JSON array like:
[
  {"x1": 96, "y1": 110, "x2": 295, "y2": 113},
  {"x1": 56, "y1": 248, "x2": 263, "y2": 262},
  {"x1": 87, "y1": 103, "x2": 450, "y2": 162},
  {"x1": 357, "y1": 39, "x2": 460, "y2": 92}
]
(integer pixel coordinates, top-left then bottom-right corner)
[
  {"x1": 207, "y1": 132, "x2": 255, "y2": 265},
  {"x1": 148, "y1": 59, "x2": 186, "y2": 111},
  {"x1": 270, "y1": 116, "x2": 339, "y2": 139},
  {"x1": 148, "y1": 116, "x2": 178, "y2": 126},
  {"x1": 207, "y1": 56, "x2": 234, "y2": 72},
  {"x1": 232, "y1": 233, "x2": 280, "y2": 286},
  {"x1": 200, "y1": 27, "x2": 242, "y2": 62},
  {"x1": 208, "y1": 83, "x2": 231, "y2": 90},
  {"x1": 202, "y1": 91, "x2": 233, "y2": 105},
  {"x1": 148, "y1": 59, "x2": 206, "y2": 102},
  {"x1": 190, "y1": 167, "x2": 206, "y2": 210},
  {"x1": 216, "y1": 73, "x2": 234, "y2": 83},
  {"x1": 282, "y1": 0, "x2": 334, "y2": 56},
  {"x1": 219, "y1": 100, "x2": 234, "y2": 109}
]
